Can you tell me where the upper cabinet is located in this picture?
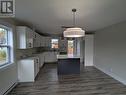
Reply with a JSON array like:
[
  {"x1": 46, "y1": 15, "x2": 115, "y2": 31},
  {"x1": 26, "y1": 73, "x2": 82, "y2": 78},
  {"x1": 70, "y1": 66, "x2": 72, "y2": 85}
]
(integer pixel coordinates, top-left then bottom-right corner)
[
  {"x1": 40, "y1": 36, "x2": 45, "y2": 47},
  {"x1": 16, "y1": 26, "x2": 51, "y2": 49},
  {"x1": 44, "y1": 37, "x2": 51, "y2": 47},
  {"x1": 33, "y1": 32, "x2": 39, "y2": 47},
  {"x1": 59, "y1": 38, "x2": 68, "y2": 53},
  {"x1": 33, "y1": 32, "x2": 46, "y2": 47},
  {"x1": 16, "y1": 26, "x2": 34, "y2": 49}
]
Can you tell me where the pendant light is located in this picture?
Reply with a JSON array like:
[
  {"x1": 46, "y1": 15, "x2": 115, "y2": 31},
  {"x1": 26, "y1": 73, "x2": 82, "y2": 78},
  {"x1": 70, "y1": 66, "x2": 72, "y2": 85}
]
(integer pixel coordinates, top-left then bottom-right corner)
[{"x1": 64, "y1": 9, "x2": 85, "y2": 37}]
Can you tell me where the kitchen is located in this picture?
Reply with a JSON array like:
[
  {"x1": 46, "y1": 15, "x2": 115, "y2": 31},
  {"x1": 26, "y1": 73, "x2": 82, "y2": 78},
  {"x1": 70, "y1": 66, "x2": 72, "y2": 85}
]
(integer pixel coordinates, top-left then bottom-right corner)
[
  {"x1": 16, "y1": 26, "x2": 93, "y2": 82},
  {"x1": 1, "y1": 0, "x2": 126, "y2": 95}
]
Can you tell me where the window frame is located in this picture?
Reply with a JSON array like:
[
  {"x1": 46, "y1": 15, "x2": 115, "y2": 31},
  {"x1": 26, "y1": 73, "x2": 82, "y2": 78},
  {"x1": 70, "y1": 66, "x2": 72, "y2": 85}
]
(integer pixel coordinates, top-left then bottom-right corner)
[
  {"x1": 51, "y1": 39, "x2": 59, "y2": 49},
  {"x1": 0, "y1": 26, "x2": 11, "y2": 67}
]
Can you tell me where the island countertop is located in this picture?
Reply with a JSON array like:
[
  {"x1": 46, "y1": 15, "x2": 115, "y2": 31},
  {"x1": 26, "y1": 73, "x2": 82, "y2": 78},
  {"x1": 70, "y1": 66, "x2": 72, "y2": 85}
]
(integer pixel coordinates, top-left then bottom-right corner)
[{"x1": 57, "y1": 54, "x2": 80, "y2": 59}]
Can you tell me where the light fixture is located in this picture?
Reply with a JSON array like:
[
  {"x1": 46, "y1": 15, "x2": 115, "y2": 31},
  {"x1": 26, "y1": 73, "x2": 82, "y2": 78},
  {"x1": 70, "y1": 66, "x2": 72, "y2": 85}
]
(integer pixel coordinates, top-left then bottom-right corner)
[{"x1": 64, "y1": 9, "x2": 85, "y2": 37}]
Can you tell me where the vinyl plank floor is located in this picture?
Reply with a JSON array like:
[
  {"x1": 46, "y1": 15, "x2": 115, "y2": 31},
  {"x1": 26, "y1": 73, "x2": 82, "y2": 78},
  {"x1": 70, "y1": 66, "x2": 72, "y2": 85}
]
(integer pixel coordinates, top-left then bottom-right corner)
[{"x1": 8, "y1": 64, "x2": 126, "y2": 95}]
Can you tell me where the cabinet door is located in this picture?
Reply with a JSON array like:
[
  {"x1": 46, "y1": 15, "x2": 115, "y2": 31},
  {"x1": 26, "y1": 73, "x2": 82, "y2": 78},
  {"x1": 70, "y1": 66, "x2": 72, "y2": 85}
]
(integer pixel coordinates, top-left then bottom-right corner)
[
  {"x1": 34, "y1": 60, "x2": 37, "y2": 77},
  {"x1": 18, "y1": 60, "x2": 35, "y2": 82},
  {"x1": 38, "y1": 35, "x2": 41, "y2": 47},
  {"x1": 44, "y1": 37, "x2": 47, "y2": 47},
  {"x1": 45, "y1": 37, "x2": 51, "y2": 47},
  {"x1": 26, "y1": 28, "x2": 34, "y2": 48},
  {"x1": 16, "y1": 27, "x2": 26, "y2": 49},
  {"x1": 34, "y1": 33, "x2": 42, "y2": 47},
  {"x1": 59, "y1": 38, "x2": 68, "y2": 53},
  {"x1": 17, "y1": 26, "x2": 34, "y2": 49},
  {"x1": 40, "y1": 36, "x2": 42, "y2": 47},
  {"x1": 40, "y1": 36, "x2": 45, "y2": 47},
  {"x1": 40, "y1": 53, "x2": 44, "y2": 67},
  {"x1": 36, "y1": 58, "x2": 40, "y2": 73},
  {"x1": 48, "y1": 37, "x2": 51, "y2": 47},
  {"x1": 44, "y1": 52, "x2": 57, "y2": 63},
  {"x1": 42, "y1": 36, "x2": 46, "y2": 47},
  {"x1": 26, "y1": 38, "x2": 33, "y2": 48},
  {"x1": 26, "y1": 27, "x2": 33, "y2": 38},
  {"x1": 34, "y1": 57, "x2": 39, "y2": 77},
  {"x1": 33, "y1": 32, "x2": 38, "y2": 47}
]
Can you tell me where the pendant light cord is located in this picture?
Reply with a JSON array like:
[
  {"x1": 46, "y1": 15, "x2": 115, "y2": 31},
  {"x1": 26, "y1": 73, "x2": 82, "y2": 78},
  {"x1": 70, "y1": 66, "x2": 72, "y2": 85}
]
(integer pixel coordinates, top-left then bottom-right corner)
[
  {"x1": 72, "y1": 8, "x2": 77, "y2": 27},
  {"x1": 73, "y1": 11, "x2": 75, "y2": 27}
]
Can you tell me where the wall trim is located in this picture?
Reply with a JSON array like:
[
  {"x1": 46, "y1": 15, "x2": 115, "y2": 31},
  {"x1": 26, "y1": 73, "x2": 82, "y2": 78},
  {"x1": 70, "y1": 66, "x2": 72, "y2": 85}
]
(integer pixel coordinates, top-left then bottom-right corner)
[
  {"x1": 3, "y1": 82, "x2": 18, "y2": 95},
  {"x1": 94, "y1": 65, "x2": 126, "y2": 85}
]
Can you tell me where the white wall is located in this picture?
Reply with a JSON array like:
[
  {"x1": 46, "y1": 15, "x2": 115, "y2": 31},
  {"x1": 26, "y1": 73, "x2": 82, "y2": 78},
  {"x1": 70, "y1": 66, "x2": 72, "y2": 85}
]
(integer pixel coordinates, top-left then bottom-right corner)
[
  {"x1": 0, "y1": 64, "x2": 17, "y2": 95},
  {"x1": 0, "y1": 19, "x2": 17, "y2": 95},
  {"x1": 85, "y1": 35, "x2": 94, "y2": 66},
  {"x1": 94, "y1": 21, "x2": 126, "y2": 85}
]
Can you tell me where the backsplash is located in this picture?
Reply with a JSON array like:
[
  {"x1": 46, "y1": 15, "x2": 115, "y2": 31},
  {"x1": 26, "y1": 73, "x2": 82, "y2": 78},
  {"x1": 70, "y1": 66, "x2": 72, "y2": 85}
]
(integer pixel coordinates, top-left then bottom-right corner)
[
  {"x1": 16, "y1": 48, "x2": 37, "y2": 60},
  {"x1": 16, "y1": 47, "x2": 49, "y2": 60}
]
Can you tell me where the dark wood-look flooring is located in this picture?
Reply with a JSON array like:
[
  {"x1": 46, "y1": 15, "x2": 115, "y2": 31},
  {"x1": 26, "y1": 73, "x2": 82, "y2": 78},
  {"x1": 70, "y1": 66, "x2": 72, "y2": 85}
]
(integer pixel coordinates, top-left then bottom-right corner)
[{"x1": 8, "y1": 64, "x2": 126, "y2": 95}]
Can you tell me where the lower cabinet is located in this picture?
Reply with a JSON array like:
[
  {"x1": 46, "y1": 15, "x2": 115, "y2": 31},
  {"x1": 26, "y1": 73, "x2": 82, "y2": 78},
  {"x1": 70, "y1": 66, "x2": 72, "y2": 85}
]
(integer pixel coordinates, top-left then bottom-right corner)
[
  {"x1": 39, "y1": 54, "x2": 44, "y2": 68},
  {"x1": 18, "y1": 57, "x2": 39, "y2": 82},
  {"x1": 33, "y1": 53, "x2": 45, "y2": 68},
  {"x1": 44, "y1": 52, "x2": 58, "y2": 63}
]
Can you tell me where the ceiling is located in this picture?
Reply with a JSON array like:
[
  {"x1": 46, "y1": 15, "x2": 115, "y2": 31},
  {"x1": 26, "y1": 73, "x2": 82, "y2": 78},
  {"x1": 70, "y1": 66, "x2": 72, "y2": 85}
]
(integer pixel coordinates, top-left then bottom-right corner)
[{"x1": 15, "y1": 0, "x2": 126, "y2": 35}]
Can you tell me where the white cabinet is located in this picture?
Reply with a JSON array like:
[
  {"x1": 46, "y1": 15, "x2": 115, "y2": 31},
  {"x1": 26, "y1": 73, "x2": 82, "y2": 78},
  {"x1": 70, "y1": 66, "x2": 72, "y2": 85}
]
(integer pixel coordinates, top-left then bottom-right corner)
[
  {"x1": 33, "y1": 32, "x2": 39, "y2": 47},
  {"x1": 38, "y1": 34, "x2": 42, "y2": 47},
  {"x1": 33, "y1": 33, "x2": 45, "y2": 47},
  {"x1": 44, "y1": 52, "x2": 57, "y2": 63},
  {"x1": 17, "y1": 26, "x2": 51, "y2": 48},
  {"x1": 40, "y1": 53, "x2": 45, "y2": 67},
  {"x1": 44, "y1": 37, "x2": 51, "y2": 47},
  {"x1": 34, "y1": 57, "x2": 39, "y2": 76},
  {"x1": 17, "y1": 26, "x2": 34, "y2": 49},
  {"x1": 85, "y1": 35, "x2": 94, "y2": 66},
  {"x1": 59, "y1": 38, "x2": 68, "y2": 53},
  {"x1": 34, "y1": 53, "x2": 45, "y2": 68},
  {"x1": 40, "y1": 36, "x2": 45, "y2": 47},
  {"x1": 18, "y1": 57, "x2": 39, "y2": 82},
  {"x1": 33, "y1": 32, "x2": 38, "y2": 47}
]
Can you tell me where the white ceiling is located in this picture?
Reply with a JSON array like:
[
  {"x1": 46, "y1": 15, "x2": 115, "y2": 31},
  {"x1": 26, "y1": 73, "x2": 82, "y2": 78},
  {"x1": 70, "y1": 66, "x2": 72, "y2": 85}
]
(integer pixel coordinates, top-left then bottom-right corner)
[{"x1": 15, "y1": 0, "x2": 126, "y2": 35}]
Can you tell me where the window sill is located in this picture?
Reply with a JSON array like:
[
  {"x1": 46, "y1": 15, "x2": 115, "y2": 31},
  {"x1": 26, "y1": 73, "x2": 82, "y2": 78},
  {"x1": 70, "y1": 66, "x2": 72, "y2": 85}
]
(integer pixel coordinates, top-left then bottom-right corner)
[{"x1": 0, "y1": 63, "x2": 14, "y2": 72}]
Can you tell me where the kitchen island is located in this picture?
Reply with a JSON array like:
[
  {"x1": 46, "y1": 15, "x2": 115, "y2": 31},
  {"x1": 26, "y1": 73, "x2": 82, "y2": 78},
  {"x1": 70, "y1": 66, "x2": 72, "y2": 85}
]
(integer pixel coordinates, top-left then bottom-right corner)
[{"x1": 57, "y1": 55, "x2": 80, "y2": 75}]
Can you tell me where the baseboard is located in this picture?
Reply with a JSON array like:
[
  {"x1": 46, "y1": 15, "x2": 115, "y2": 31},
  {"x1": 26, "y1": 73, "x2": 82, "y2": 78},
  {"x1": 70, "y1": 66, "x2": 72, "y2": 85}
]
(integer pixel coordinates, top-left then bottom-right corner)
[
  {"x1": 94, "y1": 65, "x2": 126, "y2": 85},
  {"x1": 3, "y1": 82, "x2": 18, "y2": 95}
]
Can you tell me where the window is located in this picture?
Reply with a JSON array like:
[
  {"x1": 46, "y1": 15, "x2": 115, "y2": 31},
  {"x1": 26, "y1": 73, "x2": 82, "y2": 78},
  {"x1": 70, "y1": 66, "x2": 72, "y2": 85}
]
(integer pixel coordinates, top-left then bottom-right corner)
[
  {"x1": 0, "y1": 27, "x2": 11, "y2": 66},
  {"x1": 68, "y1": 40, "x2": 74, "y2": 55},
  {"x1": 51, "y1": 39, "x2": 58, "y2": 49}
]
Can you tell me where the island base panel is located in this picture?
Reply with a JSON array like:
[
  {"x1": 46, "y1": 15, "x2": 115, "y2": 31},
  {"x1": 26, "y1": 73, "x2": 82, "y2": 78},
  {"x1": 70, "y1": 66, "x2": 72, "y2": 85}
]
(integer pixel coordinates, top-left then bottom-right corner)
[{"x1": 58, "y1": 58, "x2": 80, "y2": 75}]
